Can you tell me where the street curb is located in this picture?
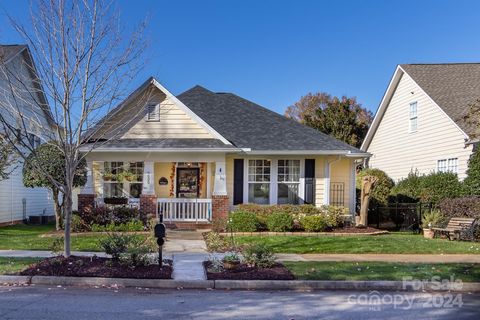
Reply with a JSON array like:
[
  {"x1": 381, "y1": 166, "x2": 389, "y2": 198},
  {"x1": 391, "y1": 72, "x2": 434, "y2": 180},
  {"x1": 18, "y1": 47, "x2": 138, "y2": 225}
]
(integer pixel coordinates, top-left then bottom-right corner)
[
  {"x1": 0, "y1": 275, "x2": 31, "y2": 285},
  {"x1": 213, "y1": 280, "x2": 480, "y2": 292},
  {"x1": 1, "y1": 276, "x2": 478, "y2": 292},
  {"x1": 30, "y1": 276, "x2": 214, "y2": 289}
]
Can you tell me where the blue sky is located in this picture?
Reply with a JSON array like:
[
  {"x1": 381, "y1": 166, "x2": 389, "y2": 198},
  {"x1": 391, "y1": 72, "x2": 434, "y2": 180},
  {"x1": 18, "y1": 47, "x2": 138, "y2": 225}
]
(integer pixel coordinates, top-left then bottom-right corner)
[{"x1": 1, "y1": 0, "x2": 480, "y2": 115}]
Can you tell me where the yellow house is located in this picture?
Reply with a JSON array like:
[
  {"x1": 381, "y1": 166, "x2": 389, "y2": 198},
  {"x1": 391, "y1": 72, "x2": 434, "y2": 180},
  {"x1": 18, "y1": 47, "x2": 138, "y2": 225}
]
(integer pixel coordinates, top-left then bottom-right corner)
[{"x1": 78, "y1": 78, "x2": 369, "y2": 225}]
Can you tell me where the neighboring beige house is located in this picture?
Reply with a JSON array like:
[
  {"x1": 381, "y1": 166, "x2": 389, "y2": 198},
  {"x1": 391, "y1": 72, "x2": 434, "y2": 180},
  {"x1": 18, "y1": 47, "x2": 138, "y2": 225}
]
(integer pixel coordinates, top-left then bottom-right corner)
[
  {"x1": 0, "y1": 45, "x2": 55, "y2": 225},
  {"x1": 361, "y1": 63, "x2": 480, "y2": 181},
  {"x1": 78, "y1": 77, "x2": 369, "y2": 225}
]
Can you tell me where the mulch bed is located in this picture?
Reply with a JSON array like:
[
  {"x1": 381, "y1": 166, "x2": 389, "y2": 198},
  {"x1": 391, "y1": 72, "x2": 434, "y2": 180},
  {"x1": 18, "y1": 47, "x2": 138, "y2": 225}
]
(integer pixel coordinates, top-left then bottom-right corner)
[
  {"x1": 203, "y1": 261, "x2": 294, "y2": 280},
  {"x1": 20, "y1": 255, "x2": 173, "y2": 279},
  {"x1": 331, "y1": 227, "x2": 383, "y2": 234}
]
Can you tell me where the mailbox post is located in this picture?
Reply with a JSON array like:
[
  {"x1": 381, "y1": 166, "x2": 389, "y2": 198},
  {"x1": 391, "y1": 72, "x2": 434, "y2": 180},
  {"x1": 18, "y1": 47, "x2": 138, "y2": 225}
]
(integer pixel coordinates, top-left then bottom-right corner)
[{"x1": 154, "y1": 223, "x2": 166, "y2": 267}]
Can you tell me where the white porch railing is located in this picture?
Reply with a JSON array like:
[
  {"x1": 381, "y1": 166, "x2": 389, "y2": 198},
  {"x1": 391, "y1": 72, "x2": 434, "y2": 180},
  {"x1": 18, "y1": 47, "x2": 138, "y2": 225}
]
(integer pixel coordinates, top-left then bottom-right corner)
[{"x1": 157, "y1": 198, "x2": 212, "y2": 222}]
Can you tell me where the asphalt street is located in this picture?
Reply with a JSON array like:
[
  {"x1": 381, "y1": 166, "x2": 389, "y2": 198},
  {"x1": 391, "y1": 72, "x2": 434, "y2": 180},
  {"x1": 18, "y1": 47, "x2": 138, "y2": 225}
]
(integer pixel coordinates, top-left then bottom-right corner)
[{"x1": 0, "y1": 285, "x2": 478, "y2": 319}]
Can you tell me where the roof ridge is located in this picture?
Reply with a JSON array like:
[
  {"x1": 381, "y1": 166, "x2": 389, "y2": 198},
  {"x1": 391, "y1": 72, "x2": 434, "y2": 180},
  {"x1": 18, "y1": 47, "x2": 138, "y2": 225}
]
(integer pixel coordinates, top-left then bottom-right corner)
[{"x1": 401, "y1": 62, "x2": 480, "y2": 66}]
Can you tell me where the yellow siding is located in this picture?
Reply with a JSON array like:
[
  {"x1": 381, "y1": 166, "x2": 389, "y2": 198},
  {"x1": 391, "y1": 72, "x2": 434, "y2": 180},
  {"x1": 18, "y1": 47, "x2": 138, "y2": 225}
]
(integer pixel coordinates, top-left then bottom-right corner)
[
  {"x1": 154, "y1": 163, "x2": 172, "y2": 198},
  {"x1": 330, "y1": 158, "x2": 352, "y2": 208},
  {"x1": 314, "y1": 157, "x2": 326, "y2": 207},
  {"x1": 367, "y1": 72, "x2": 473, "y2": 181},
  {"x1": 122, "y1": 91, "x2": 213, "y2": 139}
]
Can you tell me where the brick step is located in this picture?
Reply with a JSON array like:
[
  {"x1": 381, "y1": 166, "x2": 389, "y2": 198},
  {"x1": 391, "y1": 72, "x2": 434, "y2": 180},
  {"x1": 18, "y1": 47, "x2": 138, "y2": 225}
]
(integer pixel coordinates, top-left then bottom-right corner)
[{"x1": 164, "y1": 222, "x2": 211, "y2": 230}]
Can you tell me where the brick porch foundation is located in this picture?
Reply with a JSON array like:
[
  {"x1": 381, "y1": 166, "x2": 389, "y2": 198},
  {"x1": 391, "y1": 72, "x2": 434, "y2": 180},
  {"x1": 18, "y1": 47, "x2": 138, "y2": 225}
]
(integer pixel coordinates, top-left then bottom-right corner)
[
  {"x1": 140, "y1": 194, "x2": 158, "y2": 219},
  {"x1": 212, "y1": 195, "x2": 229, "y2": 220},
  {"x1": 78, "y1": 194, "x2": 95, "y2": 214}
]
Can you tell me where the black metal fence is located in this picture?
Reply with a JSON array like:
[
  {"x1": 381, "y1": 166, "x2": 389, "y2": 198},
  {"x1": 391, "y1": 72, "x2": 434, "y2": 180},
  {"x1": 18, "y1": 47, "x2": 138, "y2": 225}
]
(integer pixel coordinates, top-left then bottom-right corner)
[{"x1": 370, "y1": 202, "x2": 433, "y2": 233}]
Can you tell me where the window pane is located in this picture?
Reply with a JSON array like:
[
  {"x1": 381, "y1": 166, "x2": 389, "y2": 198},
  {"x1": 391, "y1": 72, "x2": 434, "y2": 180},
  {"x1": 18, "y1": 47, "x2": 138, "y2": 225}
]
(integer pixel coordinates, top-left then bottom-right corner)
[
  {"x1": 410, "y1": 118, "x2": 417, "y2": 132},
  {"x1": 448, "y1": 158, "x2": 458, "y2": 173},
  {"x1": 277, "y1": 183, "x2": 299, "y2": 205},
  {"x1": 248, "y1": 183, "x2": 270, "y2": 204},
  {"x1": 129, "y1": 183, "x2": 143, "y2": 198},
  {"x1": 437, "y1": 159, "x2": 447, "y2": 172},
  {"x1": 104, "y1": 183, "x2": 124, "y2": 197}
]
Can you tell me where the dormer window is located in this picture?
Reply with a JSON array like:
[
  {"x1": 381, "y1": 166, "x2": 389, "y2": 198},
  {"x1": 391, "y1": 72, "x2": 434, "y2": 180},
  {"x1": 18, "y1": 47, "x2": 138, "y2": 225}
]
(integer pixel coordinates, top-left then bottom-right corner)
[{"x1": 146, "y1": 104, "x2": 160, "y2": 121}]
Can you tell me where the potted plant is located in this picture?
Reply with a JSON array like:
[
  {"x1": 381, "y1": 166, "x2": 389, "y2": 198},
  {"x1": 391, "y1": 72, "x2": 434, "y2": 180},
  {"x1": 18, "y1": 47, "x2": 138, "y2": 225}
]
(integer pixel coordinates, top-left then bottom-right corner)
[
  {"x1": 117, "y1": 171, "x2": 136, "y2": 182},
  {"x1": 103, "y1": 170, "x2": 116, "y2": 181},
  {"x1": 222, "y1": 252, "x2": 241, "y2": 270},
  {"x1": 421, "y1": 209, "x2": 445, "y2": 239}
]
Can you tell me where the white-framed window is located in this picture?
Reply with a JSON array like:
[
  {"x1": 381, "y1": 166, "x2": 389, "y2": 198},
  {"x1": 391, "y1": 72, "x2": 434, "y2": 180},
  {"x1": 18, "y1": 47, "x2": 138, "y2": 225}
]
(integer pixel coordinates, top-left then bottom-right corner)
[
  {"x1": 409, "y1": 102, "x2": 418, "y2": 132},
  {"x1": 277, "y1": 159, "x2": 300, "y2": 204},
  {"x1": 247, "y1": 159, "x2": 271, "y2": 204},
  {"x1": 437, "y1": 158, "x2": 458, "y2": 174},
  {"x1": 146, "y1": 103, "x2": 160, "y2": 121},
  {"x1": 103, "y1": 162, "x2": 144, "y2": 198}
]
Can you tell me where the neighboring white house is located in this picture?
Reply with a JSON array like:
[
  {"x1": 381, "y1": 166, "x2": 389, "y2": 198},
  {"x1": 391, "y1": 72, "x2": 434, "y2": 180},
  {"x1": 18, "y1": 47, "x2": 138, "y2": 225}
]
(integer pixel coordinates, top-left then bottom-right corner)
[
  {"x1": 361, "y1": 63, "x2": 480, "y2": 181},
  {"x1": 0, "y1": 45, "x2": 55, "y2": 225}
]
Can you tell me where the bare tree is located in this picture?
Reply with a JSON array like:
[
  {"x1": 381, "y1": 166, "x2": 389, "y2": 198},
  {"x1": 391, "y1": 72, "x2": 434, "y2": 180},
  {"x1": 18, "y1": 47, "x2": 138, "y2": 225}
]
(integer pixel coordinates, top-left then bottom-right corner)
[{"x1": 0, "y1": 0, "x2": 150, "y2": 256}]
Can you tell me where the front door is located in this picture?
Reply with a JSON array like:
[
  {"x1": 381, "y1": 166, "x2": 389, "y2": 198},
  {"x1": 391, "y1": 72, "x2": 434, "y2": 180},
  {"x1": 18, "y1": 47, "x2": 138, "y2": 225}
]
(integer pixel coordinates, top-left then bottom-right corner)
[{"x1": 176, "y1": 168, "x2": 200, "y2": 198}]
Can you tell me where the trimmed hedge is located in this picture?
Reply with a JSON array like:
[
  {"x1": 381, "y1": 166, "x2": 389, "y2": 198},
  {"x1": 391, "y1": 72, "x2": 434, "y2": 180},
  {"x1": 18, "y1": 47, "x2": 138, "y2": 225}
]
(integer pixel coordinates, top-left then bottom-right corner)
[
  {"x1": 228, "y1": 211, "x2": 259, "y2": 232},
  {"x1": 266, "y1": 212, "x2": 294, "y2": 232}
]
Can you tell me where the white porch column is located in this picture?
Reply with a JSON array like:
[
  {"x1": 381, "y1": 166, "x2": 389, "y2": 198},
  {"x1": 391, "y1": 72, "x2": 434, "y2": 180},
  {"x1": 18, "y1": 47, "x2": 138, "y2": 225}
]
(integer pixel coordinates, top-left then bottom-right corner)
[
  {"x1": 323, "y1": 160, "x2": 330, "y2": 205},
  {"x1": 96, "y1": 161, "x2": 104, "y2": 199},
  {"x1": 80, "y1": 160, "x2": 94, "y2": 194},
  {"x1": 142, "y1": 161, "x2": 155, "y2": 195},
  {"x1": 213, "y1": 161, "x2": 227, "y2": 196}
]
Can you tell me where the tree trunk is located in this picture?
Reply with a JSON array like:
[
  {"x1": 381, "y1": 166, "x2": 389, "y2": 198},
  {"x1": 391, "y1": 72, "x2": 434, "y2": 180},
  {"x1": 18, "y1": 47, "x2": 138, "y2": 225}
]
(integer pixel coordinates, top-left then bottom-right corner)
[
  {"x1": 63, "y1": 185, "x2": 73, "y2": 258},
  {"x1": 52, "y1": 188, "x2": 63, "y2": 231},
  {"x1": 357, "y1": 176, "x2": 378, "y2": 227}
]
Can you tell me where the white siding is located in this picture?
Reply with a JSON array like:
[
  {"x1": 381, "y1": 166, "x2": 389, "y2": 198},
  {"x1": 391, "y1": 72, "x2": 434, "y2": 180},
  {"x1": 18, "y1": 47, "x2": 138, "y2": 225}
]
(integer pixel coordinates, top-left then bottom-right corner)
[
  {"x1": 367, "y1": 72, "x2": 473, "y2": 181},
  {"x1": 0, "y1": 50, "x2": 55, "y2": 223},
  {"x1": 0, "y1": 164, "x2": 54, "y2": 224},
  {"x1": 122, "y1": 91, "x2": 213, "y2": 139}
]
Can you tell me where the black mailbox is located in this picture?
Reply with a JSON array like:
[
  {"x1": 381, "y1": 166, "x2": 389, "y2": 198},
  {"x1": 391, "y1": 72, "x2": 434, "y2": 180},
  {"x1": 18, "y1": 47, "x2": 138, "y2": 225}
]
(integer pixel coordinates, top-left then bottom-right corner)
[{"x1": 154, "y1": 223, "x2": 166, "y2": 238}]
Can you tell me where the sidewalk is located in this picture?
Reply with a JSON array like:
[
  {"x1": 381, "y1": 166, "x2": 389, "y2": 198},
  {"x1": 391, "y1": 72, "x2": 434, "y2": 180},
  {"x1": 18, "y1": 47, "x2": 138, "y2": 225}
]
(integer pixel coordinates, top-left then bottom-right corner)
[{"x1": 276, "y1": 253, "x2": 480, "y2": 263}]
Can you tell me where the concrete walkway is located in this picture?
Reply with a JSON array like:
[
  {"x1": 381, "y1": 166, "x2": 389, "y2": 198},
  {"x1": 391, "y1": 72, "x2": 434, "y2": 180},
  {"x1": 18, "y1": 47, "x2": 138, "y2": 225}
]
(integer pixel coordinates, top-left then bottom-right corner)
[{"x1": 276, "y1": 253, "x2": 480, "y2": 263}]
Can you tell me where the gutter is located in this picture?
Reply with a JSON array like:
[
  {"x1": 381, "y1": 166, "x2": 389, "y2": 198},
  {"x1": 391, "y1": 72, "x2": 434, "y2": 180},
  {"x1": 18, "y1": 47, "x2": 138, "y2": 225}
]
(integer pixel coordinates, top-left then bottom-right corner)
[{"x1": 79, "y1": 147, "x2": 245, "y2": 153}]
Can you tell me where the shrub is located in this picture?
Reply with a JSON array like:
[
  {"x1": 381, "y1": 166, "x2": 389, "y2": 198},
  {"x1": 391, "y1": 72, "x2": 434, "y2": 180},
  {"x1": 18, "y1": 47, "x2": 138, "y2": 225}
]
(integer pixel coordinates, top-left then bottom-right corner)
[
  {"x1": 49, "y1": 237, "x2": 64, "y2": 255},
  {"x1": 228, "y1": 211, "x2": 259, "y2": 232},
  {"x1": 242, "y1": 243, "x2": 275, "y2": 268},
  {"x1": 98, "y1": 233, "x2": 131, "y2": 260},
  {"x1": 464, "y1": 148, "x2": 480, "y2": 196},
  {"x1": 71, "y1": 214, "x2": 89, "y2": 232},
  {"x1": 438, "y1": 196, "x2": 480, "y2": 219},
  {"x1": 300, "y1": 215, "x2": 329, "y2": 232},
  {"x1": 322, "y1": 205, "x2": 349, "y2": 226},
  {"x1": 90, "y1": 220, "x2": 144, "y2": 232},
  {"x1": 266, "y1": 212, "x2": 294, "y2": 232},
  {"x1": 356, "y1": 168, "x2": 394, "y2": 206},
  {"x1": 421, "y1": 210, "x2": 447, "y2": 229},
  {"x1": 112, "y1": 207, "x2": 139, "y2": 224},
  {"x1": 78, "y1": 206, "x2": 111, "y2": 226},
  {"x1": 390, "y1": 170, "x2": 423, "y2": 202},
  {"x1": 211, "y1": 217, "x2": 228, "y2": 233},
  {"x1": 204, "y1": 232, "x2": 230, "y2": 252},
  {"x1": 222, "y1": 252, "x2": 240, "y2": 263},
  {"x1": 418, "y1": 172, "x2": 463, "y2": 204},
  {"x1": 119, "y1": 236, "x2": 154, "y2": 267}
]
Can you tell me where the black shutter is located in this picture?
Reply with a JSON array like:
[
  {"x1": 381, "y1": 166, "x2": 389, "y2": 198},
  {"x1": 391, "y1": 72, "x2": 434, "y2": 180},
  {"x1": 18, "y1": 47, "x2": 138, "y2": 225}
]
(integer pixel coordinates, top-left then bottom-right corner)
[
  {"x1": 304, "y1": 159, "x2": 315, "y2": 205},
  {"x1": 233, "y1": 159, "x2": 244, "y2": 205}
]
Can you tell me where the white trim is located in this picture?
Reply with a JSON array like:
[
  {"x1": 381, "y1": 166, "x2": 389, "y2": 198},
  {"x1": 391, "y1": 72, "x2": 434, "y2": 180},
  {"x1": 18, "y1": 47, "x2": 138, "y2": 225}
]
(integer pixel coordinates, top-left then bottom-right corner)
[
  {"x1": 361, "y1": 65, "x2": 470, "y2": 151},
  {"x1": 270, "y1": 159, "x2": 278, "y2": 205},
  {"x1": 206, "y1": 162, "x2": 212, "y2": 198},
  {"x1": 80, "y1": 147, "x2": 242, "y2": 153},
  {"x1": 151, "y1": 79, "x2": 232, "y2": 145}
]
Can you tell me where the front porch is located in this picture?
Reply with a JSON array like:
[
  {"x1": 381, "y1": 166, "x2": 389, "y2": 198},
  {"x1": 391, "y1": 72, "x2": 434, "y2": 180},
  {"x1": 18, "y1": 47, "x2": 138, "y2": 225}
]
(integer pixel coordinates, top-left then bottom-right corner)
[{"x1": 78, "y1": 155, "x2": 229, "y2": 224}]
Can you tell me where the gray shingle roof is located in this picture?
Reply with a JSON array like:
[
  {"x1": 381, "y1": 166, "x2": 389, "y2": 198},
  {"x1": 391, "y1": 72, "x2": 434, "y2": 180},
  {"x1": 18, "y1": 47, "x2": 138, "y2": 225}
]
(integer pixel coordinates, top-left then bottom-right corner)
[
  {"x1": 177, "y1": 85, "x2": 363, "y2": 152},
  {"x1": 0, "y1": 45, "x2": 26, "y2": 62},
  {"x1": 83, "y1": 138, "x2": 236, "y2": 150},
  {"x1": 400, "y1": 63, "x2": 480, "y2": 137}
]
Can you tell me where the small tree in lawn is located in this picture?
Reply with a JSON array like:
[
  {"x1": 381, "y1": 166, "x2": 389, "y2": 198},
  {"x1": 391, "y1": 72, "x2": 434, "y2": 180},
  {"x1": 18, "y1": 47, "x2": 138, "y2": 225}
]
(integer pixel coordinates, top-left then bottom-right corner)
[
  {"x1": 0, "y1": 0, "x2": 148, "y2": 257},
  {"x1": 23, "y1": 143, "x2": 87, "y2": 231},
  {"x1": 464, "y1": 147, "x2": 480, "y2": 196}
]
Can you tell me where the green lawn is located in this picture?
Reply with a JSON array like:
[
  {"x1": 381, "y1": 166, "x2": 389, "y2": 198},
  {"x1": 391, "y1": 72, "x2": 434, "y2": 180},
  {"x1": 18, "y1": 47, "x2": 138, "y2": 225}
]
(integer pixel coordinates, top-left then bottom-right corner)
[
  {"x1": 0, "y1": 223, "x2": 146, "y2": 252},
  {"x1": 0, "y1": 257, "x2": 41, "y2": 275},
  {"x1": 284, "y1": 261, "x2": 480, "y2": 282},
  {"x1": 234, "y1": 233, "x2": 480, "y2": 254}
]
